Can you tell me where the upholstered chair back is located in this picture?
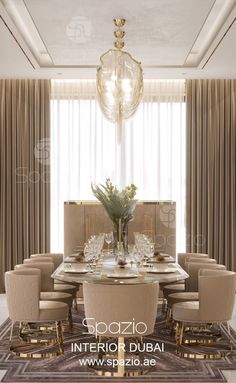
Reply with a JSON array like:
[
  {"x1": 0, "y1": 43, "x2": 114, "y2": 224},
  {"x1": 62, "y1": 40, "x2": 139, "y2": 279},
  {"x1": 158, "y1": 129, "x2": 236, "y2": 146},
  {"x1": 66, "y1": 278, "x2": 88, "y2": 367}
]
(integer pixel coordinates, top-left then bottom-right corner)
[
  {"x1": 5, "y1": 269, "x2": 40, "y2": 321},
  {"x1": 31, "y1": 253, "x2": 63, "y2": 269},
  {"x1": 28, "y1": 256, "x2": 53, "y2": 264},
  {"x1": 186, "y1": 263, "x2": 226, "y2": 292},
  {"x1": 28, "y1": 256, "x2": 55, "y2": 270},
  {"x1": 18, "y1": 261, "x2": 54, "y2": 291},
  {"x1": 83, "y1": 282, "x2": 159, "y2": 338},
  {"x1": 185, "y1": 257, "x2": 215, "y2": 272},
  {"x1": 178, "y1": 253, "x2": 208, "y2": 270},
  {"x1": 199, "y1": 269, "x2": 236, "y2": 322}
]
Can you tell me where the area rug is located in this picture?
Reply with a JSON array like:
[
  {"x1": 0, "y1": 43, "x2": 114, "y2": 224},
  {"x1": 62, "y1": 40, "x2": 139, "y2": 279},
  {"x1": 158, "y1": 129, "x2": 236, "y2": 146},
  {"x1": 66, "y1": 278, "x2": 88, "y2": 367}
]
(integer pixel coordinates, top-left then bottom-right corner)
[{"x1": 0, "y1": 306, "x2": 236, "y2": 383}]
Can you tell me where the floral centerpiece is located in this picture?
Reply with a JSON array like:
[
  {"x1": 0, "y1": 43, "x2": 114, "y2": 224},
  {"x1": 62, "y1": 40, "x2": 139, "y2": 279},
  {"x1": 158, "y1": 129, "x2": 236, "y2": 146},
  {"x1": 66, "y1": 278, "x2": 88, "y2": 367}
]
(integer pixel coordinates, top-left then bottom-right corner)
[{"x1": 91, "y1": 179, "x2": 137, "y2": 252}]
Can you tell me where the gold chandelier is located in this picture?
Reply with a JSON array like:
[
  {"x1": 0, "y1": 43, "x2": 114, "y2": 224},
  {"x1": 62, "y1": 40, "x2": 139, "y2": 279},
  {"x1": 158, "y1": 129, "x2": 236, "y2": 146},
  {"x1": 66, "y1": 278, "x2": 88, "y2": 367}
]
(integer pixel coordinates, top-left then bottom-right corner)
[{"x1": 97, "y1": 18, "x2": 143, "y2": 143}]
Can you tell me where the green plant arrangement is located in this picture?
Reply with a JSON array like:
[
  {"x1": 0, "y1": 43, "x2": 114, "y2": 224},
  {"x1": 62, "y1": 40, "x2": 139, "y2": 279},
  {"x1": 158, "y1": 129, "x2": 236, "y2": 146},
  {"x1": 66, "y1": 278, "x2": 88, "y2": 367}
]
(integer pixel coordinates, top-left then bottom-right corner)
[{"x1": 91, "y1": 179, "x2": 137, "y2": 251}]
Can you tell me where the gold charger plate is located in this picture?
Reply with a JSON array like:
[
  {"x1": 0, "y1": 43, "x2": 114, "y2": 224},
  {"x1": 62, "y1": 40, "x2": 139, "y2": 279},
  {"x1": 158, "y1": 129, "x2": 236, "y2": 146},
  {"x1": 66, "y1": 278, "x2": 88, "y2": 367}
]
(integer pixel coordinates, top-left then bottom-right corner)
[
  {"x1": 147, "y1": 269, "x2": 176, "y2": 274},
  {"x1": 148, "y1": 258, "x2": 172, "y2": 263},
  {"x1": 63, "y1": 269, "x2": 89, "y2": 274},
  {"x1": 106, "y1": 274, "x2": 139, "y2": 279}
]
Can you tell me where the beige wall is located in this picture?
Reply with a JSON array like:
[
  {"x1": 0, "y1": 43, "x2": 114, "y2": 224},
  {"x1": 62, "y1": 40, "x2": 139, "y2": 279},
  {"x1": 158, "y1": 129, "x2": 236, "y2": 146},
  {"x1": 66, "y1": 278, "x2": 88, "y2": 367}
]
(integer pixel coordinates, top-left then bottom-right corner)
[{"x1": 64, "y1": 201, "x2": 176, "y2": 258}]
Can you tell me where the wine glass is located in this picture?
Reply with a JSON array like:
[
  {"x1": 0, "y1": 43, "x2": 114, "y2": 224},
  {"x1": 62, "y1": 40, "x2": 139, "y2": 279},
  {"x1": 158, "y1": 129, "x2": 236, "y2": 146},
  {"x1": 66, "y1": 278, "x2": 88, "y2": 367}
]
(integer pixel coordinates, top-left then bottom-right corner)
[
  {"x1": 146, "y1": 242, "x2": 155, "y2": 268},
  {"x1": 134, "y1": 249, "x2": 144, "y2": 271},
  {"x1": 84, "y1": 242, "x2": 94, "y2": 270},
  {"x1": 105, "y1": 232, "x2": 113, "y2": 253}
]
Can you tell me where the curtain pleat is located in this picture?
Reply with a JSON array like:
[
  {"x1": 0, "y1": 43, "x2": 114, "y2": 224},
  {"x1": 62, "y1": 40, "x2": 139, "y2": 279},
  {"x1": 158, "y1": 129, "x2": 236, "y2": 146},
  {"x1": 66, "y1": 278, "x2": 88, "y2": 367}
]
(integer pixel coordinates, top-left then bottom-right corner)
[
  {"x1": 0, "y1": 79, "x2": 51, "y2": 292},
  {"x1": 186, "y1": 79, "x2": 236, "y2": 270}
]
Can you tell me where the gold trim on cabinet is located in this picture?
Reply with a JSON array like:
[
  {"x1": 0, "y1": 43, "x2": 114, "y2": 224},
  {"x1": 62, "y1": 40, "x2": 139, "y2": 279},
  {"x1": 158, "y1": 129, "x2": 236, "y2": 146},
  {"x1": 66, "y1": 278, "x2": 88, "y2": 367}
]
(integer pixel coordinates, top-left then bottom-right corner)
[{"x1": 64, "y1": 200, "x2": 176, "y2": 205}]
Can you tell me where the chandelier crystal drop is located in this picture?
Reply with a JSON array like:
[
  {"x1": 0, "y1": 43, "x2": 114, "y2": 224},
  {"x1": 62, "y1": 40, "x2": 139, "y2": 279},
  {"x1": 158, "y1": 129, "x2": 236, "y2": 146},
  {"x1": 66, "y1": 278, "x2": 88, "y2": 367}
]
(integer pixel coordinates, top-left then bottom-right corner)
[{"x1": 96, "y1": 18, "x2": 143, "y2": 143}]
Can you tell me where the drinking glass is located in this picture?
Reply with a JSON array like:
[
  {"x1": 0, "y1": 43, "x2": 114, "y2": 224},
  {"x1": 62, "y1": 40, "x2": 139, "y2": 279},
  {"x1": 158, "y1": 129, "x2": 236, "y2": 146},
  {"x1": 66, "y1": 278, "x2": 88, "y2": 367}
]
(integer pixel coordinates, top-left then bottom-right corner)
[
  {"x1": 105, "y1": 232, "x2": 113, "y2": 252},
  {"x1": 146, "y1": 242, "x2": 155, "y2": 260}
]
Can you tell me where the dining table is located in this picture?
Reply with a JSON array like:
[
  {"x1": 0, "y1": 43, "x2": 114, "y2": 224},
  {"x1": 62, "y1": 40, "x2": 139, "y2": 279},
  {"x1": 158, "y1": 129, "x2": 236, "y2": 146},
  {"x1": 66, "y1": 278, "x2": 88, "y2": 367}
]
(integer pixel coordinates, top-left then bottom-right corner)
[
  {"x1": 51, "y1": 251, "x2": 189, "y2": 377},
  {"x1": 52, "y1": 252, "x2": 189, "y2": 286}
]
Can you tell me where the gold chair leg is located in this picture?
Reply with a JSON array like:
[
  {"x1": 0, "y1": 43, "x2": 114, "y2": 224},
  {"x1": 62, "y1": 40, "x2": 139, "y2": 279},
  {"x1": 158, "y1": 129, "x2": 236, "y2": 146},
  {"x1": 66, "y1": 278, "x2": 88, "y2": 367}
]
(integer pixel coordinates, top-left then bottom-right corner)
[
  {"x1": 19, "y1": 322, "x2": 58, "y2": 344},
  {"x1": 55, "y1": 321, "x2": 64, "y2": 354},
  {"x1": 166, "y1": 307, "x2": 172, "y2": 328},
  {"x1": 162, "y1": 298, "x2": 167, "y2": 313},
  {"x1": 170, "y1": 320, "x2": 175, "y2": 335},
  {"x1": 184, "y1": 323, "x2": 221, "y2": 337},
  {"x1": 175, "y1": 321, "x2": 184, "y2": 354},
  {"x1": 177, "y1": 322, "x2": 232, "y2": 359},
  {"x1": 73, "y1": 297, "x2": 78, "y2": 311},
  {"x1": 175, "y1": 321, "x2": 179, "y2": 345},
  {"x1": 9, "y1": 321, "x2": 14, "y2": 343},
  {"x1": 183, "y1": 323, "x2": 222, "y2": 345},
  {"x1": 139, "y1": 336, "x2": 144, "y2": 363},
  {"x1": 179, "y1": 322, "x2": 184, "y2": 345},
  {"x1": 92, "y1": 336, "x2": 149, "y2": 377},
  {"x1": 226, "y1": 322, "x2": 233, "y2": 352},
  {"x1": 68, "y1": 308, "x2": 73, "y2": 330},
  {"x1": 10, "y1": 321, "x2": 64, "y2": 358},
  {"x1": 117, "y1": 336, "x2": 125, "y2": 377},
  {"x1": 227, "y1": 322, "x2": 231, "y2": 336},
  {"x1": 96, "y1": 336, "x2": 105, "y2": 361}
]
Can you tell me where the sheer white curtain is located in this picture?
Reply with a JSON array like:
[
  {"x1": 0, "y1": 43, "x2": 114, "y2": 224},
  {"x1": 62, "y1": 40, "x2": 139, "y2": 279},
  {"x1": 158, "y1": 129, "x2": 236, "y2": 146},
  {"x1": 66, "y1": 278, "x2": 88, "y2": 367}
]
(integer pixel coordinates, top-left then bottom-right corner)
[{"x1": 50, "y1": 79, "x2": 186, "y2": 253}]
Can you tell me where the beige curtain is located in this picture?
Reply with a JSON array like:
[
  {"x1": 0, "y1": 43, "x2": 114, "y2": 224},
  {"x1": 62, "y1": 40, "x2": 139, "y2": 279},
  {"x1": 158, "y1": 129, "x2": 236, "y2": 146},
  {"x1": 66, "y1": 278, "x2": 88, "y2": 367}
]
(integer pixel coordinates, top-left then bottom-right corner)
[
  {"x1": 186, "y1": 79, "x2": 236, "y2": 270},
  {"x1": 0, "y1": 80, "x2": 51, "y2": 292}
]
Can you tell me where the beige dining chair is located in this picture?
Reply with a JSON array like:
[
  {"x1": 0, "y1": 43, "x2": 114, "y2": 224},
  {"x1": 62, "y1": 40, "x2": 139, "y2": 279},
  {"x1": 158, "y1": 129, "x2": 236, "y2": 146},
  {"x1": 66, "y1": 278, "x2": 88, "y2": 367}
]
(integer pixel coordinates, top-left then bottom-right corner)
[
  {"x1": 172, "y1": 269, "x2": 236, "y2": 358},
  {"x1": 83, "y1": 281, "x2": 159, "y2": 377},
  {"x1": 15, "y1": 262, "x2": 73, "y2": 328},
  {"x1": 184, "y1": 256, "x2": 216, "y2": 270},
  {"x1": 166, "y1": 263, "x2": 226, "y2": 327},
  {"x1": 25, "y1": 257, "x2": 78, "y2": 308},
  {"x1": 163, "y1": 256, "x2": 214, "y2": 302},
  {"x1": 162, "y1": 253, "x2": 214, "y2": 314},
  {"x1": 31, "y1": 253, "x2": 63, "y2": 269},
  {"x1": 30, "y1": 253, "x2": 80, "y2": 311},
  {"x1": 178, "y1": 253, "x2": 208, "y2": 270},
  {"x1": 5, "y1": 268, "x2": 68, "y2": 358},
  {"x1": 30, "y1": 253, "x2": 66, "y2": 284},
  {"x1": 185, "y1": 261, "x2": 223, "y2": 292}
]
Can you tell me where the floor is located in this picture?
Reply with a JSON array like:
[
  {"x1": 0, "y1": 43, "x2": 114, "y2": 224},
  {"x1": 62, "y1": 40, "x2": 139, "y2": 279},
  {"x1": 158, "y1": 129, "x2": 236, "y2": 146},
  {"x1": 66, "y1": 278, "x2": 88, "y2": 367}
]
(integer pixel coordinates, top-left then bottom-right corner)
[{"x1": 1, "y1": 293, "x2": 236, "y2": 382}]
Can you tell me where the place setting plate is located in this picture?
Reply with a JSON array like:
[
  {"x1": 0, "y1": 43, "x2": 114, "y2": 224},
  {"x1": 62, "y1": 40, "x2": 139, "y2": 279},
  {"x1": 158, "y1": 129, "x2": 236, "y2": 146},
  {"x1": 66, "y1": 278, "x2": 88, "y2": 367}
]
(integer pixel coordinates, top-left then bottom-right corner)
[
  {"x1": 147, "y1": 254, "x2": 174, "y2": 263},
  {"x1": 65, "y1": 255, "x2": 88, "y2": 263},
  {"x1": 105, "y1": 274, "x2": 139, "y2": 279},
  {"x1": 63, "y1": 268, "x2": 89, "y2": 274},
  {"x1": 146, "y1": 268, "x2": 177, "y2": 274}
]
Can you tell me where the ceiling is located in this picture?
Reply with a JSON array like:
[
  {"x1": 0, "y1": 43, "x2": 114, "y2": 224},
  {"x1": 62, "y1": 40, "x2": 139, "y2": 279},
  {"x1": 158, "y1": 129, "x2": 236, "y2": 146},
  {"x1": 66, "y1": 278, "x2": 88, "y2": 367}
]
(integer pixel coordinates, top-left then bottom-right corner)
[{"x1": 0, "y1": 0, "x2": 235, "y2": 79}]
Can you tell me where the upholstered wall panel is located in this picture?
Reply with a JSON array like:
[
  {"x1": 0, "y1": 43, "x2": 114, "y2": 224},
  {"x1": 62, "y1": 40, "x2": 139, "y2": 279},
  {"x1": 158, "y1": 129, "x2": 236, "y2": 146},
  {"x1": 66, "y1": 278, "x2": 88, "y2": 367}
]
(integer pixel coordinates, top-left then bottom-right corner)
[{"x1": 64, "y1": 201, "x2": 176, "y2": 257}]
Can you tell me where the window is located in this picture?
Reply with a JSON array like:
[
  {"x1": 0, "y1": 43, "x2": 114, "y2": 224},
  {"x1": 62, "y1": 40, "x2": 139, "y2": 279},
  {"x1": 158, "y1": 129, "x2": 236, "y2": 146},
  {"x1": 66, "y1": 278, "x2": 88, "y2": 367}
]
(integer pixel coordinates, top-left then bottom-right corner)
[{"x1": 50, "y1": 80, "x2": 186, "y2": 253}]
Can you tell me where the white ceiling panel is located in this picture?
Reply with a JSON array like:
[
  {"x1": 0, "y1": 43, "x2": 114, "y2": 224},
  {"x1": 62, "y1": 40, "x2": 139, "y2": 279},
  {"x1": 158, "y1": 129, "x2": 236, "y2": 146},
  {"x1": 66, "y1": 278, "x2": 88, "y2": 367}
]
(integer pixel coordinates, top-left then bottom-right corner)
[
  {"x1": 0, "y1": 0, "x2": 236, "y2": 78},
  {"x1": 202, "y1": 18, "x2": 236, "y2": 75},
  {"x1": 0, "y1": 16, "x2": 33, "y2": 76},
  {"x1": 23, "y1": 0, "x2": 215, "y2": 66}
]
